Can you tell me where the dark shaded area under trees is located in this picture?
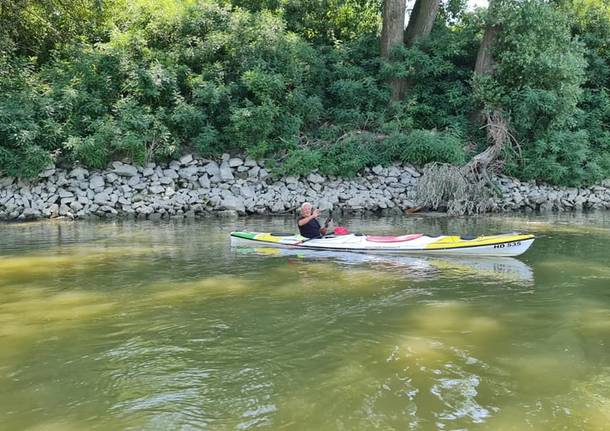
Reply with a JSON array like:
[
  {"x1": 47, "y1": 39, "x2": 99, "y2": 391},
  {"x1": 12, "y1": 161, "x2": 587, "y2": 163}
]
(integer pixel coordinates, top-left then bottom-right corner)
[{"x1": 1, "y1": 0, "x2": 609, "y2": 188}]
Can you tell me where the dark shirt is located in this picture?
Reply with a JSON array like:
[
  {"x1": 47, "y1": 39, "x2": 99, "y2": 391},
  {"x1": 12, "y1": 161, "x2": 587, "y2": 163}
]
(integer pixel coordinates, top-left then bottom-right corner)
[{"x1": 298, "y1": 217, "x2": 322, "y2": 239}]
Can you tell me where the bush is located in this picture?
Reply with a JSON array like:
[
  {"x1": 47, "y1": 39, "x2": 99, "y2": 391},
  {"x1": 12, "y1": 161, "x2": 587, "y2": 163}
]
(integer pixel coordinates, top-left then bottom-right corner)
[
  {"x1": 396, "y1": 130, "x2": 466, "y2": 166},
  {"x1": 270, "y1": 129, "x2": 465, "y2": 178},
  {"x1": 1, "y1": 0, "x2": 609, "y2": 185}
]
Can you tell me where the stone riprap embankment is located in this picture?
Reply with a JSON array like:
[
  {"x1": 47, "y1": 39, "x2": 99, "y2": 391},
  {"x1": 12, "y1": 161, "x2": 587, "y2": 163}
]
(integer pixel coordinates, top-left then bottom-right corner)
[{"x1": 1, "y1": 154, "x2": 609, "y2": 221}]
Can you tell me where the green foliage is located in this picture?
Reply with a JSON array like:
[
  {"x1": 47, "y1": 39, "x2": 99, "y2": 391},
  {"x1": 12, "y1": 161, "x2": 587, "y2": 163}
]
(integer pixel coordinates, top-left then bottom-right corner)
[
  {"x1": 0, "y1": 0, "x2": 120, "y2": 61},
  {"x1": 506, "y1": 130, "x2": 593, "y2": 186},
  {"x1": 229, "y1": 0, "x2": 381, "y2": 44},
  {"x1": 0, "y1": 57, "x2": 56, "y2": 176},
  {"x1": 474, "y1": 0, "x2": 606, "y2": 185},
  {"x1": 0, "y1": 0, "x2": 609, "y2": 185},
  {"x1": 270, "y1": 128, "x2": 465, "y2": 177},
  {"x1": 383, "y1": 19, "x2": 479, "y2": 136},
  {"x1": 394, "y1": 130, "x2": 466, "y2": 166}
]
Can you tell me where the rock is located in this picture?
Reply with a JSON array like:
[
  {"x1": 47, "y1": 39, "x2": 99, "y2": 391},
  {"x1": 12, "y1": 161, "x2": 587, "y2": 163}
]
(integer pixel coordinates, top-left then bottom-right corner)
[
  {"x1": 127, "y1": 175, "x2": 142, "y2": 187},
  {"x1": 220, "y1": 195, "x2": 245, "y2": 214},
  {"x1": 248, "y1": 166, "x2": 261, "y2": 179},
  {"x1": 179, "y1": 154, "x2": 193, "y2": 165},
  {"x1": 219, "y1": 163, "x2": 234, "y2": 181},
  {"x1": 88, "y1": 174, "x2": 104, "y2": 189},
  {"x1": 58, "y1": 188, "x2": 73, "y2": 199},
  {"x1": 318, "y1": 198, "x2": 333, "y2": 211},
  {"x1": 59, "y1": 203, "x2": 72, "y2": 216},
  {"x1": 217, "y1": 210, "x2": 238, "y2": 218},
  {"x1": 404, "y1": 166, "x2": 421, "y2": 178},
  {"x1": 203, "y1": 162, "x2": 220, "y2": 177},
  {"x1": 386, "y1": 166, "x2": 401, "y2": 177},
  {"x1": 178, "y1": 166, "x2": 198, "y2": 179},
  {"x1": 372, "y1": 165, "x2": 384, "y2": 175},
  {"x1": 22, "y1": 207, "x2": 41, "y2": 219},
  {"x1": 539, "y1": 201, "x2": 554, "y2": 212},
  {"x1": 69, "y1": 167, "x2": 89, "y2": 179},
  {"x1": 132, "y1": 182, "x2": 147, "y2": 191},
  {"x1": 0, "y1": 177, "x2": 15, "y2": 187},
  {"x1": 588, "y1": 195, "x2": 601, "y2": 205},
  {"x1": 60, "y1": 197, "x2": 75, "y2": 206},
  {"x1": 149, "y1": 185, "x2": 165, "y2": 194},
  {"x1": 93, "y1": 192, "x2": 111, "y2": 205},
  {"x1": 307, "y1": 173, "x2": 325, "y2": 184},
  {"x1": 285, "y1": 176, "x2": 298, "y2": 184},
  {"x1": 229, "y1": 157, "x2": 243, "y2": 167},
  {"x1": 39, "y1": 168, "x2": 56, "y2": 178},
  {"x1": 346, "y1": 196, "x2": 365, "y2": 209},
  {"x1": 399, "y1": 174, "x2": 415, "y2": 186},
  {"x1": 106, "y1": 172, "x2": 119, "y2": 183},
  {"x1": 137, "y1": 205, "x2": 154, "y2": 215},
  {"x1": 221, "y1": 153, "x2": 230, "y2": 162},
  {"x1": 565, "y1": 187, "x2": 578, "y2": 200},
  {"x1": 245, "y1": 157, "x2": 258, "y2": 167},
  {"x1": 99, "y1": 205, "x2": 118, "y2": 214},
  {"x1": 47, "y1": 203, "x2": 59, "y2": 218},
  {"x1": 112, "y1": 162, "x2": 138, "y2": 177},
  {"x1": 142, "y1": 167, "x2": 154, "y2": 177},
  {"x1": 239, "y1": 185, "x2": 256, "y2": 199},
  {"x1": 198, "y1": 175, "x2": 211, "y2": 188},
  {"x1": 163, "y1": 169, "x2": 179, "y2": 179}
]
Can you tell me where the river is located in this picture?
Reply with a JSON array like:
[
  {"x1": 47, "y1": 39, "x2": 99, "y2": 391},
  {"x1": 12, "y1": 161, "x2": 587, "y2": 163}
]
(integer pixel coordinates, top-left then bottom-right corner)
[{"x1": 1, "y1": 213, "x2": 609, "y2": 430}]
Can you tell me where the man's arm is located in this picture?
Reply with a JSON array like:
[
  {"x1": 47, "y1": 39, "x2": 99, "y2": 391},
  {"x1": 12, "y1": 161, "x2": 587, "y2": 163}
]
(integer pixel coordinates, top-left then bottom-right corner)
[
  {"x1": 298, "y1": 209, "x2": 320, "y2": 226},
  {"x1": 298, "y1": 214, "x2": 316, "y2": 226}
]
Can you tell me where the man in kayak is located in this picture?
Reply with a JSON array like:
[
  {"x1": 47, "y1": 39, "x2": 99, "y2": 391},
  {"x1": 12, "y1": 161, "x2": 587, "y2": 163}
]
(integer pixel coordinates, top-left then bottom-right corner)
[{"x1": 298, "y1": 202, "x2": 328, "y2": 239}]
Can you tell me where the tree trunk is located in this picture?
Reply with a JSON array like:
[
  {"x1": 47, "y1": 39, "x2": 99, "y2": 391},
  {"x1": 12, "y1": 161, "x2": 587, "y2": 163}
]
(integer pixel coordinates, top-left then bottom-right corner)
[
  {"x1": 395, "y1": 0, "x2": 440, "y2": 99},
  {"x1": 470, "y1": 0, "x2": 500, "y2": 124},
  {"x1": 474, "y1": 25, "x2": 498, "y2": 76},
  {"x1": 381, "y1": 0, "x2": 406, "y2": 58},
  {"x1": 404, "y1": 0, "x2": 440, "y2": 47},
  {"x1": 467, "y1": 110, "x2": 506, "y2": 174},
  {"x1": 381, "y1": 0, "x2": 407, "y2": 100},
  {"x1": 469, "y1": 24, "x2": 507, "y2": 180}
]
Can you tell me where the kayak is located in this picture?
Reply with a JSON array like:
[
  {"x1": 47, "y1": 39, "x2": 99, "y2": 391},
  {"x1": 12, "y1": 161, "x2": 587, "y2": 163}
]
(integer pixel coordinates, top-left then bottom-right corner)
[{"x1": 230, "y1": 231, "x2": 535, "y2": 257}]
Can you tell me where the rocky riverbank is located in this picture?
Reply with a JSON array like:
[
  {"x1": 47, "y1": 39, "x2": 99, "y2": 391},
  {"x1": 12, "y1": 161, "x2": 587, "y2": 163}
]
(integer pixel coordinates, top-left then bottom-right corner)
[{"x1": 1, "y1": 154, "x2": 609, "y2": 221}]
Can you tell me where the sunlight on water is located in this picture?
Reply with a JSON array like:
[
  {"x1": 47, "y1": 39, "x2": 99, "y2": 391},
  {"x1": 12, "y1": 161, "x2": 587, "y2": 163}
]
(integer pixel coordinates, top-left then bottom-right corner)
[
  {"x1": 150, "y1": 275, "x2": 250, "y2": 302},
  {"x1": 0, "y1": 214, "x2": 609, "y2": 430},
  {"x1": 0, "y1": 289, "x2": 115, "y2": 339}
]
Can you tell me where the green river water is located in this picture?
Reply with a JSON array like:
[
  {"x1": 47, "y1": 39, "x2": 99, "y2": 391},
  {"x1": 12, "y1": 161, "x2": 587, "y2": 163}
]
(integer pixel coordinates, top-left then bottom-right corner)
[{"x1": 1, "y1": 213, "x2": 609, "y2": 431}]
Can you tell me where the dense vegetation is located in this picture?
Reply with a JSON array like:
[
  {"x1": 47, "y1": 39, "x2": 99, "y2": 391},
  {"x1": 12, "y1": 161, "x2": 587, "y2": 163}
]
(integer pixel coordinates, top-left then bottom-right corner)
[{"x1": 0, "y1": 0, "x2": 609, "y2": 185}]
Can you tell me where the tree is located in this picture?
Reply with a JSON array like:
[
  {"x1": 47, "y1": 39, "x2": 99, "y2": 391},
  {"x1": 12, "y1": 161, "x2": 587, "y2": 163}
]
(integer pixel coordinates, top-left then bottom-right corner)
[
  {"x1": 381, "y1": 0, "x2": 406, "y2": 99},
  {"x1": 0, "y1": 0, "x2": 116, "y2": 62},
  {"x1": 470, "y1": 0, "x2": 505, "y2": 176},
  {"x1": 397, "y1": 0, "x2": 441, "y2": 99},
  {"x1": 474, "y1": 16, "x2": 498, "y2": 76},
  {"x1": 404, "y1": 0, "x2": 440, "y2": 46},
  {"x1": 417, "y1": 0, "x2": 514, "y2": 214}
]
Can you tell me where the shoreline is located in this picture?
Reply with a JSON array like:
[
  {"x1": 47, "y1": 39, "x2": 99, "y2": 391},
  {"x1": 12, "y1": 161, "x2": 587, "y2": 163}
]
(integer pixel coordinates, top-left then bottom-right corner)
[{"x1": 1, "y1": 154, "x2": 609, "y2": 221}]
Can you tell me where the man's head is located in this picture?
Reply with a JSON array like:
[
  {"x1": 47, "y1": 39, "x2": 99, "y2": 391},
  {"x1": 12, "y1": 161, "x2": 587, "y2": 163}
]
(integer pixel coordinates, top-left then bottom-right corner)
[{"x1": 300, "y1": 202, "x2": 313, "y2": 217}]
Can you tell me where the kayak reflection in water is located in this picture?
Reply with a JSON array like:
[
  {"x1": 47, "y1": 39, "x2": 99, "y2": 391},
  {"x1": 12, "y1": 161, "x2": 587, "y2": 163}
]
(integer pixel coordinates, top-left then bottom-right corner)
[
  {"x1": 298, "y1": 202, "x2": 334, "y2": 238},
  {"x1": 234, "y1": 247, "x2": 535, "y2": 285}
]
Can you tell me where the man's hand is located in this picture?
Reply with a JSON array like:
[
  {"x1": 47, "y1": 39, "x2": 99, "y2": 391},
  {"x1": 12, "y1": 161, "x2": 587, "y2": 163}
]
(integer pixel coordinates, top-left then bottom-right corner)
[{"x1": 313, "y1": 208, "x2": 321, "y2": 218}]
